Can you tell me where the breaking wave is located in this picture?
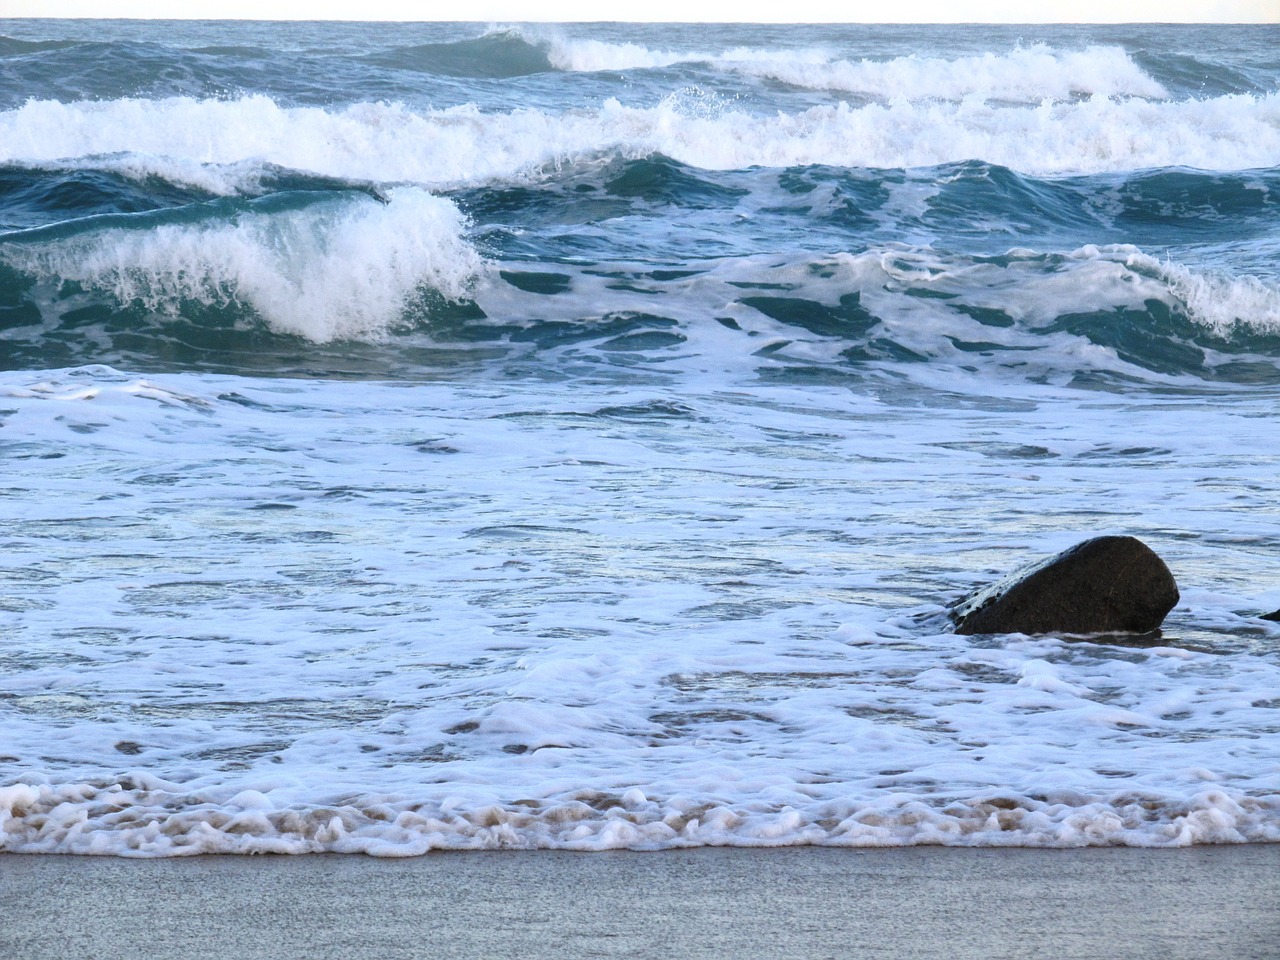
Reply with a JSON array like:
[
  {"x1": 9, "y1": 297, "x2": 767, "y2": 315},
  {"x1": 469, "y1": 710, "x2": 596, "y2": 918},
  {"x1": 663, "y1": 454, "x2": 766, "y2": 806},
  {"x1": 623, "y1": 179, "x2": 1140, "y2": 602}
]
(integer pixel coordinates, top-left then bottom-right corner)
[
  {"x1": 1, "y1": 187, "x2": 480, "y2": 343},
  {"x1": 3, "y1": 91, "x2": 1279, "y2": 187}
]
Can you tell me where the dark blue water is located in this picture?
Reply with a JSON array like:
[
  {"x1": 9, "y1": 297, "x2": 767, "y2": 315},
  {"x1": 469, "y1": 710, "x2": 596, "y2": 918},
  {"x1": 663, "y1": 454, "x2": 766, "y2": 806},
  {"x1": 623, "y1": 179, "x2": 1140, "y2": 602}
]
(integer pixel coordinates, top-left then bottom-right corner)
[{"x1": 0, "y1": 21, "x2": 1277, "y2": 385}]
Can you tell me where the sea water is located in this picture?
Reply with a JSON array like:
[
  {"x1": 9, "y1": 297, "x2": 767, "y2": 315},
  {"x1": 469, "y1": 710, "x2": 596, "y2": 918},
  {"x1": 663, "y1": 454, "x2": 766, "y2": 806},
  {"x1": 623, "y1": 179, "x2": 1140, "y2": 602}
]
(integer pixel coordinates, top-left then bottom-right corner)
[{"x1": 1, "y1": 20, "x2": 1279, "y2": 855}]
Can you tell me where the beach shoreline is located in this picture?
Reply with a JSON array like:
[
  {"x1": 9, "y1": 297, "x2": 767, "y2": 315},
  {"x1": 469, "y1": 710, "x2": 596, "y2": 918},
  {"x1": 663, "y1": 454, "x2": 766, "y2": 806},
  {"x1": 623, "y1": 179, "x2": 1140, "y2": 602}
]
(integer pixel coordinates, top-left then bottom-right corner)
[{"x1": 6, "y1": 844, "x2": 1278, "y2": 959}]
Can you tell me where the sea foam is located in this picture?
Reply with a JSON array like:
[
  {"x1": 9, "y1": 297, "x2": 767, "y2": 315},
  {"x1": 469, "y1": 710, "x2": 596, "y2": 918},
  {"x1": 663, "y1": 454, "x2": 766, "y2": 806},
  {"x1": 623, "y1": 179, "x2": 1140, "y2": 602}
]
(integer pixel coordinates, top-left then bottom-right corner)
[{"x1": 3, "y1": 777, "x2": 1277, "y2": 855}]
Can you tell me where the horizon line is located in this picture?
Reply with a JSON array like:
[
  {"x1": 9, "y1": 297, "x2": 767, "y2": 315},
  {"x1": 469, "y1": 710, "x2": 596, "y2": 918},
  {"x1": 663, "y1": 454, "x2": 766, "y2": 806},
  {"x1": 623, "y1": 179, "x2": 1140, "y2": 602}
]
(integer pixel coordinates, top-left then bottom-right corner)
[{"x1": 3, "y1": 15, "x2": 1277, "y2": 23}]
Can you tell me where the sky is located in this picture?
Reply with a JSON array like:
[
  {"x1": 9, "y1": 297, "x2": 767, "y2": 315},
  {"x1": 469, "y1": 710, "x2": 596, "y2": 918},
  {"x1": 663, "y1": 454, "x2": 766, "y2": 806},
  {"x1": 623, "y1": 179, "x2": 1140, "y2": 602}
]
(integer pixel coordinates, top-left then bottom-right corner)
[{"x1": 3, "y1": 0, "x2": 1278, "y2": 22}]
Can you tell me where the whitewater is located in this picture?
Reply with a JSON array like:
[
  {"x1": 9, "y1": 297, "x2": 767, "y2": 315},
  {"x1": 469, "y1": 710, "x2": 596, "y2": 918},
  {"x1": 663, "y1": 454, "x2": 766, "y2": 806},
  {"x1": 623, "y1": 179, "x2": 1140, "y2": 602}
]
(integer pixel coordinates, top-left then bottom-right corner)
[{"x1": 1, "y1": 20, "x2": 1279, "y2": 855}]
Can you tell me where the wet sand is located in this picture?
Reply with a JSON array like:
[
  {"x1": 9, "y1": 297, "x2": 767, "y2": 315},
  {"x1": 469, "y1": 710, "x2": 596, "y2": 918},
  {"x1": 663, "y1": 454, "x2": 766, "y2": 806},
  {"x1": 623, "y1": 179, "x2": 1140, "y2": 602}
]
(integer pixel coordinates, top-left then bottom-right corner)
[{"x1": 4, "y1": 845, "x2": 1278, "y2": 959}]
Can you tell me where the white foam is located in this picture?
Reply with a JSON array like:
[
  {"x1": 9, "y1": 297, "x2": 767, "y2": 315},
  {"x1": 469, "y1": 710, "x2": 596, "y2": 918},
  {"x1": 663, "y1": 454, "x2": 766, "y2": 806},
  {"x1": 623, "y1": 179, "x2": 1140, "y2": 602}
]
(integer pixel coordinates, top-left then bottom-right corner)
[
  {"x1": 1, "y1": 187, "x2": 481, "y2": 342},
  {"x1": 2, "y1": 777, "x2": 1276, "y2": 854},
  {"x1": 3, "y1": 90, "x2": 1277, "y2": 188}
]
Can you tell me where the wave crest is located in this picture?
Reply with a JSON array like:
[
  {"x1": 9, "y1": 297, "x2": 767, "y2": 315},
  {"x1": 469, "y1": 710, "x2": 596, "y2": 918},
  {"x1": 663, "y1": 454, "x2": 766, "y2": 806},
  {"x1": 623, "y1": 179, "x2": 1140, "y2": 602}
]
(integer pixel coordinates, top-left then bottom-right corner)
[
  {"x1": 1137, "y1": 252, "x2": 1280, "y2": 337},
  {"x1": 5, "y1": 91, "x2": 1277, "y2": 182},
  {"x1": 1, "y1": 187, "x2": 480, "y2": 342}
]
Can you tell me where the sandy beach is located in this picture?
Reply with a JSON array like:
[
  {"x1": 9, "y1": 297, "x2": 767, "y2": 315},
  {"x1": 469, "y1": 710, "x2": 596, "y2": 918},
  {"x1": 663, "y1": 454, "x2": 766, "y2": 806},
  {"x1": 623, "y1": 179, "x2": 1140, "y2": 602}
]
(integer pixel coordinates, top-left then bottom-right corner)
[
  {"x1": 4, "y1": 845, "x2": 1278, "y2": 959},
  {"x1": 3, "y1": 20, "x2": 1280, "y2": 960}
]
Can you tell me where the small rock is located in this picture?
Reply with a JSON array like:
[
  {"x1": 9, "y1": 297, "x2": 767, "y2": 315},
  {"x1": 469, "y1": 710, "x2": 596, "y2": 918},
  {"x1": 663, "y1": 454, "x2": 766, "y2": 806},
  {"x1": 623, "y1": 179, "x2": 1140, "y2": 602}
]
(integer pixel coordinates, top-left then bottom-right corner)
[
  {"x1": 952, "y1": 535, "x2": 1179, "y2": 636},
  {"x1": 1261, "y1": 610, "x2": 1280, "y2": 622}
]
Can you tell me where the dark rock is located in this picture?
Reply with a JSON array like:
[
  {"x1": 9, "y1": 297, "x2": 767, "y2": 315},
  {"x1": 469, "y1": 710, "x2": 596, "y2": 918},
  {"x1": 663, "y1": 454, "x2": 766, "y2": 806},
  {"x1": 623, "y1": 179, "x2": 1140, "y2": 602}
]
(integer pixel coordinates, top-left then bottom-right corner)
[
  {"x1": 951, "y1": 536, "x2": 1179, "y2": 636},
  {"x1": 1261, "y1": 610, "x2": 1280, "y2": 622}
]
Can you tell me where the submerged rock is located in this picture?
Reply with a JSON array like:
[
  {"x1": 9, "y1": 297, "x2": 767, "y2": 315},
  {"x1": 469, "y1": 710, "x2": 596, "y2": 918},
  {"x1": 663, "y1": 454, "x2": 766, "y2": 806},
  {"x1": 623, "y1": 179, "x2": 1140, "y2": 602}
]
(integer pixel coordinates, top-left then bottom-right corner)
[{"x1": 951, "y1": 536, "x2": 1179, "y2": 636}]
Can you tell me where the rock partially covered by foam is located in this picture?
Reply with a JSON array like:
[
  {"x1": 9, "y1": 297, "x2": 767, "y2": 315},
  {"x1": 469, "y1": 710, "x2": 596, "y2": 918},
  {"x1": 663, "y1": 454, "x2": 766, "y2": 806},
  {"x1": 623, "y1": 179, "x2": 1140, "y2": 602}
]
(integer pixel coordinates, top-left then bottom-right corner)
[{"x1": 951, "y1": 536, "x2": 1179, "y2": 637}]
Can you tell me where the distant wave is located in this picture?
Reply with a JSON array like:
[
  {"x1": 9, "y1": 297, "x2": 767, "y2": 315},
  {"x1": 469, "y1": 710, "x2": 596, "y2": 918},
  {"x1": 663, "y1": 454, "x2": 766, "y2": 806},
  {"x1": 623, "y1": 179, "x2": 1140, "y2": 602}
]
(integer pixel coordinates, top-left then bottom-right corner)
[
  {"x1": 0, "y1": 36, "x2": 78, "y2": 55},
  {"x1": 363, "y1": 32, "x2": 554, "y2": 79},
  {"x1": 2, "y1": 27, "x2": 1267, "y2": 112},
  {"x1": 518, "y1": 29, "x2": 1170, "y2": 102},
  {"x1": 718, "y1": 44, "x2": 1169, "y2": 102},
  {"x1": 0, "y1": 30, "x2": 1172, "y2": 102}
]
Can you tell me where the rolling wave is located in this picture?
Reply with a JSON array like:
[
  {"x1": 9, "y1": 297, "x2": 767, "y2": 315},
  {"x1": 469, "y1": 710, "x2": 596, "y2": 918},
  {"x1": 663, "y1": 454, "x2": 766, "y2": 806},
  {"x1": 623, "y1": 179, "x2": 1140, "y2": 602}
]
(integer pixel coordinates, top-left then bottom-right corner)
[
  {"x1": 3, "y1": 91, "x2": 1279, "y2": 186},
  {"x1": 0, "y1": 186, "x2": 480, "y2": 346},
  {"x1": 8, "y1": 155, "x2": 1276, "y2": 254},
  {"x1": 4, "y1": 226, "x2": 1277, "y2": 385},
  {"x1": 0, "y1": 160, "x2": 390, "y2": 231}
]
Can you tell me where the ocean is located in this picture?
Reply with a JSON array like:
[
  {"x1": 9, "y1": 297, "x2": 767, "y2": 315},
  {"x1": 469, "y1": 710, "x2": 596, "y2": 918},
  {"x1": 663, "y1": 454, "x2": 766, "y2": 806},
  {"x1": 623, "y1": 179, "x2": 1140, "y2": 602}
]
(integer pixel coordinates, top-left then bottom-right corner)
[{"x1": 1, "y1": 19, "x2": 1278, "y2": 855}]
